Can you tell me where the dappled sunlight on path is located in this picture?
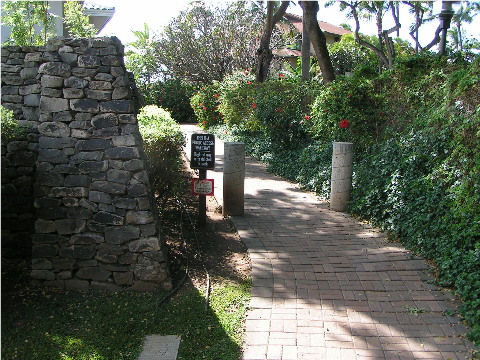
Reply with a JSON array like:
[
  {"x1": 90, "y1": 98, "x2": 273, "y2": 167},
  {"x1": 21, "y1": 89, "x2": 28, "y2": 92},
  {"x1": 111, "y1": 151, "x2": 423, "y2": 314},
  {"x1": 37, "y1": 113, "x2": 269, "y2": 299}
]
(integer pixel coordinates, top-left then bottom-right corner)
[{"x1": 181, "y1": 125, "x2": 476, "y2": 360}]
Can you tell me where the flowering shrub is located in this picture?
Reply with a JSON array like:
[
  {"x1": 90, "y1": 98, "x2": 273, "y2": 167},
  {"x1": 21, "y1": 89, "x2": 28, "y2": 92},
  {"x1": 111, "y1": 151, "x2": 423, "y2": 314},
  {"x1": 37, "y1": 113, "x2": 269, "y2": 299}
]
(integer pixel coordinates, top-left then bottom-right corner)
[
  {"x1": 309, "y1": 75, "x2": 385, "y2": 150},
  {"x1": 218, "y1": 73, "x2": 322, "y2": 148},
  {"x1": 190, "y1": 83, "x2": 223, "y2": 129}
]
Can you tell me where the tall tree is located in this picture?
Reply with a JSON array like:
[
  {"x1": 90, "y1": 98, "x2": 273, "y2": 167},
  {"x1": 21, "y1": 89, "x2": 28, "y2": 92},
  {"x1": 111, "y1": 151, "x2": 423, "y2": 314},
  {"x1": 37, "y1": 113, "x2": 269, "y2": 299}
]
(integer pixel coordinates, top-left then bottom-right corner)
[
  {"x1": 299, "y1": 1, "x2": 336, "y2": 83},
  {"x1": 157, "y1": 2, "x2": 266, "y2": 84},
  {"x1": 256, "y1": 1, "x2": 290, "y2": 82},
  {"x1": 64, "y1": 0, "x2": 97, "y2": 38},
  {"x1": 403, "y1": 1, "x2": 434, "y2": 53},
  {"x1": 1, "y1": 1, "x2": 55, "y2": 46},
  {"x1": 331, "y1": 1, "x2": 401, "y2": 70}
]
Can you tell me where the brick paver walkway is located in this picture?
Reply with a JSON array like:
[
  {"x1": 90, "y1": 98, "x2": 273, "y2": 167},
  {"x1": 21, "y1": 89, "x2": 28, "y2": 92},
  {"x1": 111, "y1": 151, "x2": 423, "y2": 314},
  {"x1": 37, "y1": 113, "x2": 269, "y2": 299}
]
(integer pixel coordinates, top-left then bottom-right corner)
[{"x1": 182, "y1": 125, "x2": 477, "y2": 360}]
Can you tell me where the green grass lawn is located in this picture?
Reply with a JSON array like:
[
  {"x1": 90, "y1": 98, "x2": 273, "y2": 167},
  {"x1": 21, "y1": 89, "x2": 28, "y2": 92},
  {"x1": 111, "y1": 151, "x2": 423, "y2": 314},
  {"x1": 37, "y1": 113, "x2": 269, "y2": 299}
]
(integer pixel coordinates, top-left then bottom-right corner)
[{"x1": 1, "y1": 278, "x2": 250, "y2": 360}]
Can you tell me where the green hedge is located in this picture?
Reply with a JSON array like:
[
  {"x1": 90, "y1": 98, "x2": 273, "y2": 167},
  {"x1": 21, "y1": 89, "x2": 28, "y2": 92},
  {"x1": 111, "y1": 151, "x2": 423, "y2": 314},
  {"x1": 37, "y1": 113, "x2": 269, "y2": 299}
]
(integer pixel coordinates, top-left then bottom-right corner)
[
  {"x1": 137, "y1": 105, "x2": 185, "y2": 208},
  {"x1": 204, "y1": 56, "x2": 480, "y2": 343}
]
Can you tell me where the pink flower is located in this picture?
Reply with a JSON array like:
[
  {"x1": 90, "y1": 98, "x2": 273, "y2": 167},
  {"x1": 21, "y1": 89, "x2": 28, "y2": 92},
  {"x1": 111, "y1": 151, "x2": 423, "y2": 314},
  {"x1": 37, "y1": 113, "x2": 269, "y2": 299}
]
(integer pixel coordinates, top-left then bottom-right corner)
[
  {"x1": 252, "y1": 103, "x2": 257, "y2": 109},
  {"x1": 276, "y1": 107, "x2": 282, "y2": 112},
  {"x1": 203, "y1": 107, "x2": 207, "y2": 111},
  {"x1": 304, "y1": 115, "x2": 311, "y2": 120},
  {"x1": 339, "y1": 119, "x2": 350, "y2": 128}
]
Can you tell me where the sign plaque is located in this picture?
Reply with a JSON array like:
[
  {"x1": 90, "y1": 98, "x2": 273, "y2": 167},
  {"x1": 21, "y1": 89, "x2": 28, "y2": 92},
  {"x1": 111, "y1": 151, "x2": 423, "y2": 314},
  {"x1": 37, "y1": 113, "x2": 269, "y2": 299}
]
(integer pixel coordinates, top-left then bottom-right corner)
[
  {"x1": 191, "y1": 178, "x2": 214, "y2": 196},
  {"x1": 190, "y1": 134, "x2": 215, "y2": 170}
]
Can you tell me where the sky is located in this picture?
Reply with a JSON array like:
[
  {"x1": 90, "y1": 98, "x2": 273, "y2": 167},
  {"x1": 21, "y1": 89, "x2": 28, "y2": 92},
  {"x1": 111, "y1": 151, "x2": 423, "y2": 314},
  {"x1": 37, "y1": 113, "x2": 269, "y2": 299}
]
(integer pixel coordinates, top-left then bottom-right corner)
[{"x1": 94, "y1": 0, "x2": 479, "y2": 49}]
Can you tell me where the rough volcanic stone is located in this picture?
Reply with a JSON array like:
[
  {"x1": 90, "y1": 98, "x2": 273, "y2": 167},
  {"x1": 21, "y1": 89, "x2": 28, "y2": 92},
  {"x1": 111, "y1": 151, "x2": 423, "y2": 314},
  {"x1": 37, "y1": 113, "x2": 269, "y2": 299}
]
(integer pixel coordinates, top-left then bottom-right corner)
[
  {"x1": 38, "y1": 122, "x2": 70, "y2": 137},
  {"x1": 60, "y1": 245, "x2": 95, "y2": 259},
  {"x1": 107, "y1": 169, "x2": 130, "y2": 184},
  {"x1": 54, "y1": 219, "x2": 86, "y2": 235},
  {"x1": 41, "y1": 75, "x2": 64, "y2": 88},
  {"x1": 126, "y1": 210, "x2": 154, "y2": 225},
  {"x1": 92, "y1": 113, "x2": 118, "y2": 128},
  {"x1": 32, "y1": 233, "x2": 66, "y2": 244},
  {"x1": 35, "y1": 219, "x2": 56, "y2": 233},
  {"x1": 128, "y1": 237, "x2": 160, "y2": 252},
  {"x1": 112, "y1": 198, "x2": 136, "y2": 209},
  {"x1": 32, "y1": 258, "x2": 53, "y2": 270},
  {"x1": 36, "y1": 171, "x2": 64, "y2": 186},
  {"x1": 86, "y1": 89, "x2": 111, "y2": 101},
  {"x1": 105, "y1": 146, "x2": 139, "y2": 159},
  {"x1": 39, "y1": 62, "x2": 71, "y2": 76},
  {"x1": 70, "y1": 232, "x2": 103, "y2": 245},
  {"x1": 37, "y1": 206, "x2": 67, "y2": 220},
  {"x1": 31, "y1": 270, "x2": 56, "y2": 281},
  {"x1": 93, "y1": 211, "x2": 124, "y2": 225},
  {"x1": 32, "y1": 244, "x2": 59, "y2": 257},
  {"x1": 65, "y1": 279, "x2": 89, "y2": 291},
  {"x1": 24, "y1": 94, "x2": 40, "y2": 106},
  {"x1": 70, "y1": 98, "x2": 99, "y2": 113},
  {"x1": 76, "y1": 138, "x2": 112, "y2": 151},
  {"x1": 63, "y1": 88, "x2": 84, "y2": 99},
  {"x1": 50, "y1": 187, "x2": 88, "y2": 198},
  {"x1": 127, "y1": 183, "x2": 148, "y2": 197},
  {"x1": 100, "y1": 100, "x2": 132, "y2": 113},
  {"x1": 104, "y1": 225, "x2": 140, "y2": 244},
  {"x1": 78, "y1": 161, "x2": 108, "y2": 174},
  {"x1": 65, "y1": 175, "x2": 91, "y2": 187},
  {"x1": 113, "y1": 271, "x2": 133, "y2": 285},
  {"x1": 52, "y1": 258, "x2": 76, "y2": 270},
  {"x1": 91, "y1": 181, "x2": 126, "y2": 195},
  {"x1": 76, "y1": 267, "x2": 110, "y2": 281},
  {"x1": 39, "y1": 97, "x2": 69, "y2": 112},
  {"x1": 78, "y1": 54, "x2": 101, "y2": 68},
  {"x1": 67, "y1": 206, "x2": 93, "y2": 219}
]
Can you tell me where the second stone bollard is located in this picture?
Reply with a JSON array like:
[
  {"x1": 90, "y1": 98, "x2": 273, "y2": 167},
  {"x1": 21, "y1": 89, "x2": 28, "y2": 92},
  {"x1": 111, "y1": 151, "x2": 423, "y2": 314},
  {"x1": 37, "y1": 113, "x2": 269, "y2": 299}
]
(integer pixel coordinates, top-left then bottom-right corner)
[
  {"x1": 223, "y1": 142, "x2": 245, "y2": 216},
  {"x1": 330, "y1": 142, "x2": 354, "y2": 212}
]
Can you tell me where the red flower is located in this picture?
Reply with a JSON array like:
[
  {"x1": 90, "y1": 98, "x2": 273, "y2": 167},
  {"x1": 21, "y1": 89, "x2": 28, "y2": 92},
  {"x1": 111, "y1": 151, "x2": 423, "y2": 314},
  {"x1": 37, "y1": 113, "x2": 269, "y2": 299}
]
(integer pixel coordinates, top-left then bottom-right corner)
[
  {"x1": 348, "y1": 94, "x2": 352, "y2": 98},
  {"x1": 247, "y1": 81, "x2": 252, "y2": 85},
  {"x1": 203, "y1": 107, "x2": 207, "y2": 111},
  {"x1": 252, "y1": 103, "x2": 257, "y2": 109},
  {"x1": 300, "y1": 121, "x2": 304, "y2": 125},
  {"x1": 202, "y1": 121, "x2": 206, "y2": 125},
  {"x1": 199, "y1": 103, "x2": 203, "y2": 106},
  {"x1": 304, "y1": 115, "x2": 311, "y2": 120},
  {"x1": 324, "y1": 109, "x2": 329, "y2": 113},
  {"x1": 289, "y1": 123, "x2": 293, "y2": 127},
  {"x1": 276, "y1": 107, "x2": 282, "y2": 112},
  {"x1": 225, "y1": 130, "x2": 228, "y2": 134},
  {"x1": 279, "y1": 73, "x2": 285, "y2": 78},
  {"x1": 339, "y1": 119, "x2": 350, "y2": 128},
  {"x1": 212, "y1": 116, "x2": 216, "y2": 120},
  {"x1": 213, "y1": 94, "x2": 219, "y2": 98}
]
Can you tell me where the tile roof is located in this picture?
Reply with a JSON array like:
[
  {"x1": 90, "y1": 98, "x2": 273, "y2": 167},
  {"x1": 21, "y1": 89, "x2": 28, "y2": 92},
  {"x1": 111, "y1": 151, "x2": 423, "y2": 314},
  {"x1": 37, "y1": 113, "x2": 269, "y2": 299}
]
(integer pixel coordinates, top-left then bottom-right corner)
[{"x1": 284, "y1": 13, "x2": 351, "y2": 37}]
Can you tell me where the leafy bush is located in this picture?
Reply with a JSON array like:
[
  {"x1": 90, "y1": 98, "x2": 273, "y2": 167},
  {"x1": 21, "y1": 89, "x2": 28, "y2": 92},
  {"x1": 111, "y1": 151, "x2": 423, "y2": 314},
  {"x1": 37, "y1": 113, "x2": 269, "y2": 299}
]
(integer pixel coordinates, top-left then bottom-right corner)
[
  {"x1": 142, "y1": 79, "x2": 196, "y2": 123},
  {"x1": 190, "y1": 83, "x2": 223, "y2": 128},
  {"x1": 1, "y1": 106, "x2": 29, "y2": 143},
  {"x1": 205, "y1": 57, "x2": 480, "y2": 343},
  {"x1": 309, "y1": 75, "x2": 386, "y2": 151},
  {"x1": 137, "y1": 105, "x2": 185, "y2": 208}
]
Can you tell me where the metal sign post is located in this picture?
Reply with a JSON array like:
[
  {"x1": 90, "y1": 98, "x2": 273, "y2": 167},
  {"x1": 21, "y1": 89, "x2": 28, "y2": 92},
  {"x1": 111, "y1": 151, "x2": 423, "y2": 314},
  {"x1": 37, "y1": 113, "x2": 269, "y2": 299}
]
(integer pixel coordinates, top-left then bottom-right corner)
[{"x1": 190, "y1": 134, "x2": 215, "y2": 226}]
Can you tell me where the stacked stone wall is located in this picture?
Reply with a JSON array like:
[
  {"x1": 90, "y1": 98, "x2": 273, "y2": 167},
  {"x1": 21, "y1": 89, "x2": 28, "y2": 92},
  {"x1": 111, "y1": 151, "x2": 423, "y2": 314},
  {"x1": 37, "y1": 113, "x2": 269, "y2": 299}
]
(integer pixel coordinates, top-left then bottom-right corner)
[{"x1": 1, "y1": 37, "x2": 172, "y2": 291}]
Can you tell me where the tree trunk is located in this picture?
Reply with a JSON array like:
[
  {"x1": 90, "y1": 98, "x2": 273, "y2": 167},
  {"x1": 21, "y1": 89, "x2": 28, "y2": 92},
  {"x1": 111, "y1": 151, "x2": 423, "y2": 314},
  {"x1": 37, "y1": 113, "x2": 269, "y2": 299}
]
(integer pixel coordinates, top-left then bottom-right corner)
[
  {"x1": 256, "y1": 1, "x2": 290, "y2": 83},
  {"x1": 301, "y1": 15, "x2": 310, "y2": 81},
  {"x1": 299, "y1": 1, "x2": 335, "y2": 84}
]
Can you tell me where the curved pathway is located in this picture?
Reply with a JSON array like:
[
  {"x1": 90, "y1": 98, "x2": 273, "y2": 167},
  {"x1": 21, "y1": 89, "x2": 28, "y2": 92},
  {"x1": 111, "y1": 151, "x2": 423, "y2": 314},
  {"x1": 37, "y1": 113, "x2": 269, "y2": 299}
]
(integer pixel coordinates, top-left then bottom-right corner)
[{"x1": 181, "y1": 125, "x2": 476, "y2": 360}]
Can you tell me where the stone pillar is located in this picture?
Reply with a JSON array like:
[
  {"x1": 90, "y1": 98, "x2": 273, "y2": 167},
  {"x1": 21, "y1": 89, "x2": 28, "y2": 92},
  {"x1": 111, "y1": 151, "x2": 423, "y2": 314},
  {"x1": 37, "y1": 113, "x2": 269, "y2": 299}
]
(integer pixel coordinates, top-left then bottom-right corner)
[
  {"x1": 330, "y1": 142, "x2": 353, "y2": 212},
  {"x1": 223, "y1": 142, "x2": 245, "y2": 216}
]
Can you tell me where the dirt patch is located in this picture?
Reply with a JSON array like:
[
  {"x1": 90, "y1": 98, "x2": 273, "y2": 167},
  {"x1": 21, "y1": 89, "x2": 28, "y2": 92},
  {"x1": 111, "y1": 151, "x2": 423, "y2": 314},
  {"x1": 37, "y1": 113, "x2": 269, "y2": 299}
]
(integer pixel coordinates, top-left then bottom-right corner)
[{"x1": 161, "y1": 167, "x2": 251, "y2": 292}]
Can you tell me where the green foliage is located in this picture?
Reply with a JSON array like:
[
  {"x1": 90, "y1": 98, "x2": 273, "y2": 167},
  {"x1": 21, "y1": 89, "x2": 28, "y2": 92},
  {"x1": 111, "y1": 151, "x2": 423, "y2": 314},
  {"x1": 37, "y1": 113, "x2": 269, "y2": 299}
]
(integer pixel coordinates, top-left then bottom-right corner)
[
  {"x1": 190, "y1": 83, "x2": 223, "y2": 129},
  {"x1": 125, "y1": 23, "x2": 165, "y2": 85},
  {"x1": 137, "y1": 105, "x2": 185, "y2": 208},
  {"x1": 1, "y1": 106, "x2": 29, "y2": 143},
  {"x1": 328, "y1": 34, "x2": 377, "y2": 75},
  {"x1": 156, "y1": 2, "x2": 266, "y2": 83},
  {"x1": 63, "y1": 0, "x2": 97, "y2": 38},
  {"x1": 204, "y1": 55, "x2": 480, "y2": 343},
  {"x1": 309, "y1": 75, "x2": 386, "y2": 151},
  {"x1": 1, "y1": 1, "x2": 55, "y2": 46},
  {"x1": 141, "y1": 79, "x2": 196, "y2": 123}
]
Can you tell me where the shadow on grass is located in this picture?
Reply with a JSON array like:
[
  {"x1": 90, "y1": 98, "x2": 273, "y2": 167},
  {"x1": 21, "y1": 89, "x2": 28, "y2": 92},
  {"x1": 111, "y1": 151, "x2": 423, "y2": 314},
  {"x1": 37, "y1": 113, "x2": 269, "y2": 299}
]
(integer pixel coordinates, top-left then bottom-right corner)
[{"x1": 1, "y1": 260, "x2": 248, "y2": 360}]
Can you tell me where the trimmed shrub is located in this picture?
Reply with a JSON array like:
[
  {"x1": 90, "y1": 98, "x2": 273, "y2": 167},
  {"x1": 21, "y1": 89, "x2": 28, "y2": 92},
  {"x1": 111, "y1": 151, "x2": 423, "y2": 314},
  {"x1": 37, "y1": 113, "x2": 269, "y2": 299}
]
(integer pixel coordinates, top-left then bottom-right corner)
[{"x1": 137, "y1": 105, "x2": 185, "y2": 208}]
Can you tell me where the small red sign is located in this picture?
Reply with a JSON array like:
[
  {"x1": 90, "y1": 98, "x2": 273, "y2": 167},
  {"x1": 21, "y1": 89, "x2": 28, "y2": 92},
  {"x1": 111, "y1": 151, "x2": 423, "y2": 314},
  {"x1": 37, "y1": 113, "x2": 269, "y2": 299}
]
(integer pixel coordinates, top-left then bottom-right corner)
[{"x1": 191, "y1": 178, "x2": 214, "y2": 196}]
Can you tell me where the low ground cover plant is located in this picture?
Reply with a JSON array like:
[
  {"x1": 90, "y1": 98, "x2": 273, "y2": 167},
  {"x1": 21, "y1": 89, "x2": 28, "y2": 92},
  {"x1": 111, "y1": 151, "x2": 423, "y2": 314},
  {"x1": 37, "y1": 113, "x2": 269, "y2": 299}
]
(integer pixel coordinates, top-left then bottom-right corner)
[{"x1": 205, "y1": 54, "x2": 480, "y2": 343}]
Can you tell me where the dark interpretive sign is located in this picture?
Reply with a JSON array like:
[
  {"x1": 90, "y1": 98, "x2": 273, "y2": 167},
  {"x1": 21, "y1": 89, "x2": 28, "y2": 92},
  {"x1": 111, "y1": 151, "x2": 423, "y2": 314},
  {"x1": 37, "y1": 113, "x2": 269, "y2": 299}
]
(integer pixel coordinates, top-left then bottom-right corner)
[{"x1": 190, "y1": 134, "x2": 215, "y2": 170}]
